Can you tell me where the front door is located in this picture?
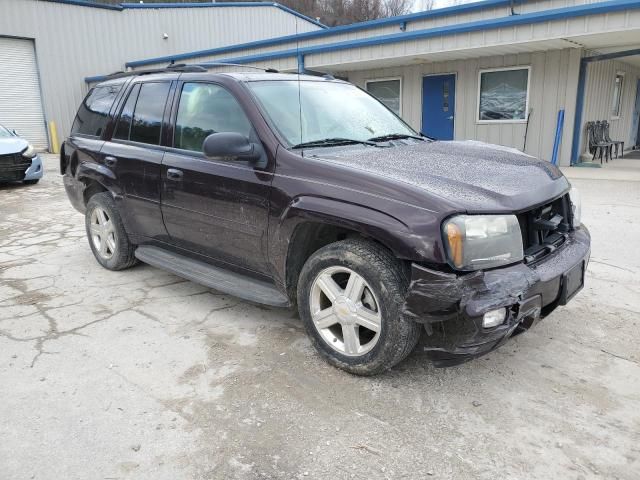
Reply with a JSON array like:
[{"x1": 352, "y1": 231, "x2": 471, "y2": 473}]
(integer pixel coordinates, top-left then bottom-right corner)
[
  {"x1": 161, "y1": 81, "x2": 272, "y2": 275},
  {"x1": 422, "y1": 74, "x2": 456, "y2": 140}
]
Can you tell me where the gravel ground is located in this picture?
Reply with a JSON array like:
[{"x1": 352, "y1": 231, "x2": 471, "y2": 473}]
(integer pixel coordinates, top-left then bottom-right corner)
[{"x1": 1, "y1": 154, "x2": 639, "y2": 480}]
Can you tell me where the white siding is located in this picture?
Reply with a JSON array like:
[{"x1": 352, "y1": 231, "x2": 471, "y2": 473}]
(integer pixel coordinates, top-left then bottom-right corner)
[
  {"x1": 0, "y1": 0, "x2": 321, "y2": 146},
  {"x1": 581, "y1": 58, "x2": 640, "y2": 156},
  {"x1": 347, "y1": 49, "x2": 582, "y2": 166}
]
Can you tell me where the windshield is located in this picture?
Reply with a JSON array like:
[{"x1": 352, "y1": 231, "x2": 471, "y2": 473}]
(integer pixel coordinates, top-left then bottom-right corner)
[
  {"x1": 247, "y1": 80, "x2": 417, "y2": 147},
  {"x1": 0, "y1": 125, "x2": 13, "y2": 139}
]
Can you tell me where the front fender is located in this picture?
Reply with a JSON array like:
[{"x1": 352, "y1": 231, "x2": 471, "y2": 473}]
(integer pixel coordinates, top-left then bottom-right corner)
[{"x1": 269, "y1": 195, "x2": 439, "y2": 288}]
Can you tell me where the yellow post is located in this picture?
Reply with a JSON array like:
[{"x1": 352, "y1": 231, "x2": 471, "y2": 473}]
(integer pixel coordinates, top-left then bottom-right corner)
[{"x1": 48, "y1": 121, "x2": 60, "y2": 154}]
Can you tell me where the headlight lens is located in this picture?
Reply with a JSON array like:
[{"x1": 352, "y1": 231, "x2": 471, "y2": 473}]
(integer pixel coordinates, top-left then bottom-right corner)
[
  {"x1": 569, "y1": 186, "x2": 581, "y2": 227},
  {"x1": 443, "y1": 215, "x2": 524, "y2": 270},
  {"x1": 22, "y1": 144, "x2": 36, "y2": 159}
]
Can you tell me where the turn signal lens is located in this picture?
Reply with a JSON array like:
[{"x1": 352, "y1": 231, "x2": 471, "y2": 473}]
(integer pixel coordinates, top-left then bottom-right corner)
[{"x1": 445, "y1": 222, "x2": 463, "y2": 268}]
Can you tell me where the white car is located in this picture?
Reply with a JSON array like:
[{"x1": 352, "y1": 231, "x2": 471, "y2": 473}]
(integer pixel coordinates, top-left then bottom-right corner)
[{"x1": 0, "y1": 124, "x2": 43, "y2": 184}]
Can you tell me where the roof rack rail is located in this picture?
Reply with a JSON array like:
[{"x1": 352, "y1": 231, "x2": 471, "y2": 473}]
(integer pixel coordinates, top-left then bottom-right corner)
[
  {"x1": 103, "y1": 63, "x2": 207, "y2": 80},
  {"x1": 101, "y1": 62, "x2": 280, "y2": 81},
  {"x1": 193, "y1": 62, "x2": 279, "y2": 73}
]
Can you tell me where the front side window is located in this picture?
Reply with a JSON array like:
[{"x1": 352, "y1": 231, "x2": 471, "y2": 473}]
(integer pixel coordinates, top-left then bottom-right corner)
[
  {"x1": 247, "y1": 80, "x2": 416, "y2": 146},
  {"x1": 174, "y1": 83, "x2": 252, "y2": 153},
  {"x1": 612, "y1": 73, "x2": 624, "y2": 118},
  {"x1": 129, "y1": 82, "x2": 171, "y2": 145},
  {"x1": 366, "y1": 78, "x2": 401, "y2": 116},
  {"x1": 478, "y1": 67, "x2": 529, "y2": 121},
  {"x1": 71, "y1": 84, "x2": 122, "y2": 137}
]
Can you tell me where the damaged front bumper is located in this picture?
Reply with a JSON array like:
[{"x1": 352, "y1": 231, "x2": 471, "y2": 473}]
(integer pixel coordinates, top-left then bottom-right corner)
[{"x1": 403, "y1": 227, "x2": 591, "y2": 366}]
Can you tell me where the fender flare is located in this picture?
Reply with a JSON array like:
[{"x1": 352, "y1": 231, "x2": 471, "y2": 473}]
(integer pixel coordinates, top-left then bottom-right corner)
[{"x1": 76, "y1": 161, "x2": 122, "y2": 198}]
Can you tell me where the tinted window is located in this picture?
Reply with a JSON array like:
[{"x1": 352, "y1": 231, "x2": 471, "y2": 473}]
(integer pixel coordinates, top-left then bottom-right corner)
[
  {"x1": 129, "y1": 82, "x2": 170, "y2": 145},
  {"x1": 174, "y1": 83, "x2": 252, "y2": 152},
  {"x1": 113, "y1": 84, "x2": 140, "y2": 141},
  {"x1": 71, "y1": 84, "x2": 122, "y2": 137}
]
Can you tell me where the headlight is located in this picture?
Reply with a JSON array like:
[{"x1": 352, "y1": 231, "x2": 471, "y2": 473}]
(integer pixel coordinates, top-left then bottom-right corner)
[
  {"x1": 22, "y1": 144, "x2": 36, "y2": 159},
  {"x1": 569, "y1": 186, "x2": 581, "y2": 227},
  {"x1": 442, "y1": 215, "x2": 524, "y2": 270}
]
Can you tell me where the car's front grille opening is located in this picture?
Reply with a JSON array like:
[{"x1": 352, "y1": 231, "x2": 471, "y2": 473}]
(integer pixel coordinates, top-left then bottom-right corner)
[
  {"x1": 517, "y1": 194, "x2": 572, "y2": 264},
  {"x1": 0, "y1": 153, "x2": 30, "y2": 182}
]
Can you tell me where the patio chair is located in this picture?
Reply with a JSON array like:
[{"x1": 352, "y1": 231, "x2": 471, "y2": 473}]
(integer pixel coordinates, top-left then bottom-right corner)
[
  {"x1": 586, "y1": 121, "x2": 612, "y2": 164},
  {"x1": 603, "y1": 120, "x2": 624, "y2": 158}
]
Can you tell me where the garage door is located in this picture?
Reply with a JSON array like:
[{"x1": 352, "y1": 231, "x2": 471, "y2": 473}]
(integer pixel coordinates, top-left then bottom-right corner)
[{"x1": 0, "y1": 37, "x2": 48, "y2": 150}]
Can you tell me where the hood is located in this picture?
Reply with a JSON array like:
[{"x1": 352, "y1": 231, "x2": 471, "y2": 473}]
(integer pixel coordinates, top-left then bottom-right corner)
[
  {"x1": 0, "y1": 137, "x2": 28, "y2": 156},
  {"x1": 307, "y1": 140, "x2": 569, "y2": 212}
]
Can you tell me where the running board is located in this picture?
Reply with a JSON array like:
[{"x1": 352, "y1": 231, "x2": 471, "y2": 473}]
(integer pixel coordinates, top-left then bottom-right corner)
[{"x1": 135, "y1": 246, "x2": 290, "y2": 307}]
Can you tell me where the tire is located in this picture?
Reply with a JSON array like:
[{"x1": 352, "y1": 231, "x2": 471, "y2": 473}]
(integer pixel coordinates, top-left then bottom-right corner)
[
  {"x1": 85, "y1": 192, "x2": 138, "y2": 271},
  {"x1": 297, "y1": 239, "x2": 421, "y2": 376},
  {"x1": 23, "y1": 179, "x2": 39, "y2": 185}
]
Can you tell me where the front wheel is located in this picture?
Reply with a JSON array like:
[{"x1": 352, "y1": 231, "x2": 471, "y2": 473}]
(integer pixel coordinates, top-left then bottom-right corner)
[
  {"x1": 297, "y1": 239, "x2": 421, "y2": 376},
  {"x1": 85, "y1": 192, "x2": 137, "y2": 271}
]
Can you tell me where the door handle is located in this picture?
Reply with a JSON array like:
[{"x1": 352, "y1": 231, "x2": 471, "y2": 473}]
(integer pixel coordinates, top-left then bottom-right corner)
[
  {"x1": 104, "y1": 156, "x2": 117, "y2": 167},
  {"x1": 166, "y1": 168, "x2": 183, "y2": 181},
  {"x1": 447, "y1": 116, "x2": 454, "y2": 120}
]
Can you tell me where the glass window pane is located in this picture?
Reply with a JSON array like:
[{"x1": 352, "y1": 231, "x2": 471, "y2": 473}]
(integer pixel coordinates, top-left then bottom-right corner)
[
  {"x1": 129, "y1": 82, "x2": 170, "y2": 145},
  {"x1": 366, "y1": 79, "x2": 401, "y2": 115},
  {"x1": 71, "y1": 84, "x2": 122, "y2": 137},
  {"x1": 113, "y1": 84, "x2": 140, "y2": 141},
  {"x1": 248, "y1": 80, "x2": 415, "y2": 146},
  {"x1": 174, "y1": 83, "x2": 252, "y2": 152},
  {"x1": 479, "y1": 69, "x2": 528, "y2": 121}
]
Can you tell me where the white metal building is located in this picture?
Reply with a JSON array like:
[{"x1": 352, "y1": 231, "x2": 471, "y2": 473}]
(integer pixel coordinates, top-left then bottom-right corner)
[
  {"x1": 104, "y1": 0, "x2": 640, "y2": 167},
  {"x1": 0, "y1": 0, "x2": 324, "y2": 150}
]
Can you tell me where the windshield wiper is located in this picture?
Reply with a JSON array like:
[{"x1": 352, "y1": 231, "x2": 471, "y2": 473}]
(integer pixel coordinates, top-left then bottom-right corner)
[
  {"x1": 367, "y1": 133, "x2": 425, "y2": 142},
  {"x1": 291, "y1": 137, "x2": 377, "y2": 149}
]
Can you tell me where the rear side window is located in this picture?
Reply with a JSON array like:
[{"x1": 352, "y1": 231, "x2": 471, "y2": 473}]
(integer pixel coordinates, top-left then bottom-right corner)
[
  {"x1": 174, "y1": 82, "x2": 252, "y2": 152},
  {"x1": 71, "y1": 84, "x2": 122, "y2": 137},
  {"x1": 113, "y1": 84, "x2": 140, "y2": 141},
  {"x1": 130, "y1": 82, "x2": 170, "y2": 145}
]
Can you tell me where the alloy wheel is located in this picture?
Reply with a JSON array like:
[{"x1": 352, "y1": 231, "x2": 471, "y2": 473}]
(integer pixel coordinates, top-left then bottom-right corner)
[
  {"x1": 89, "y1": 206, "x2": 117, "y2": 260},
  {"x1": 309, "y1": 266, "x2": 382, "y2": 356}
]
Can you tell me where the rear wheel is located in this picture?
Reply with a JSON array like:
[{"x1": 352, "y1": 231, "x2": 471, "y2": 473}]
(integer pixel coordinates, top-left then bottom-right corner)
[
  {"x1": 85, "y1": 192, "x2": 137, "y2": 270},
  {"x1": 297, "y1": 239, "x2": 421, "y2": 376}
]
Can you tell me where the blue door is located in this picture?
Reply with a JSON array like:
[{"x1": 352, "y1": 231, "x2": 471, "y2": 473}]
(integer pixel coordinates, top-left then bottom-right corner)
[{"x1": 422, "y1": 74, "x2": 456, "y2": 140}]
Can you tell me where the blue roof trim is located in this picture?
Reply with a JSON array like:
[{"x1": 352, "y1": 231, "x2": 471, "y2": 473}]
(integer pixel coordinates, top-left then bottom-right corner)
[
  {"x1": 202, "y1": 0, "x2": 640, "y2": 64},
  {"x1": 127, "y1": 0, "x2": 517, "y2": 68},
  {"x1": 42, "y1": 0, "x2": 123, "y2": 11}
]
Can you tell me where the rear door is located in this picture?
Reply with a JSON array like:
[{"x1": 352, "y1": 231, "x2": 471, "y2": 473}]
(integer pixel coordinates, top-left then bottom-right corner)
[
  {"x1": 101, "y1": 80, "x2": 173, "y2": 241},
  {"x1": 161, "y1": 81, "x2": 273, "y2": 274}
]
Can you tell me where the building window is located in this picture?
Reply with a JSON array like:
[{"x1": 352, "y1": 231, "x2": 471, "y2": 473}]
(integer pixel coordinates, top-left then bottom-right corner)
[
  {"x1": 366, "y1": 78, "x2": 402, "y2": 116},
  {"x1": 477, "y1": 67, "x2": 530, "y2": 122},
  {"x1": 612, "y1": 72, "x2": 624, "y2": 118}
]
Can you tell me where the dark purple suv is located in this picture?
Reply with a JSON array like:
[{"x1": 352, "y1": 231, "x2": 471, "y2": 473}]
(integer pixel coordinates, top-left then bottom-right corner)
[{"x1": 61, "y1": 67, "x2": 590, "y2": 375}]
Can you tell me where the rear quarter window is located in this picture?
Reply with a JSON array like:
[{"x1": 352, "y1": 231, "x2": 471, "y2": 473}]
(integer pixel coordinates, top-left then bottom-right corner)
[{"x1": 71, "y1": 84, "x2": 122, "y2": 137}]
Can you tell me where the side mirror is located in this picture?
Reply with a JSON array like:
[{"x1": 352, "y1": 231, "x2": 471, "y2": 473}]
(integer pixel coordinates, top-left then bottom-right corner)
[
  {"x1": 12, "y1": 129, "x2": 18, "y2": 136},
  {"x1": 202, "y1": 132, "x2": 265, "y2": 167}
]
